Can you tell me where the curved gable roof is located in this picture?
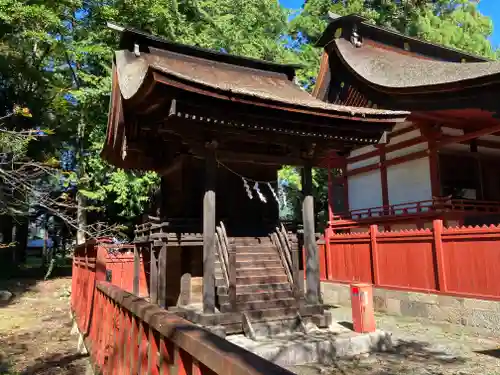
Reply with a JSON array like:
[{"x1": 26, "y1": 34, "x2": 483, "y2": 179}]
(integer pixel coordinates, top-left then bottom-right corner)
[{"x1": 333, "y1": 38, "x2": 500, "y2": 92}]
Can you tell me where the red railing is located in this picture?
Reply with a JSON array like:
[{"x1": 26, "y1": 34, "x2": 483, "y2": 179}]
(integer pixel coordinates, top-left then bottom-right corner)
[
  {"x1": 72, "y1": 246, "x2": 295, "y2": 375},
  {"x1": 330, "y1": 198, "x2": 500, "y2": 227},
  {"x1": 320, "y1": 220, "x2": 500, "y2": 300}
]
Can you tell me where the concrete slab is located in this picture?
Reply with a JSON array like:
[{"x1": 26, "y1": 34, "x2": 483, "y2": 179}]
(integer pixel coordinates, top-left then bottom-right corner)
[{"x1": 226, "y1": 322, "x2": 393, "y2": 366}]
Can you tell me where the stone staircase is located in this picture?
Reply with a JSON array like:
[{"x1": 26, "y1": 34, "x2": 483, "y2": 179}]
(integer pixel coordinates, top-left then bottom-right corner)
[{"x1": 215, "y1": 236, "x2": 311, "y2": 338}]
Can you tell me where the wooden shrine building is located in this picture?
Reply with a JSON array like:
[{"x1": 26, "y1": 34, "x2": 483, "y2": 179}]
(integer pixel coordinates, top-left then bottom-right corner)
[
  {"x1": 314, "y1": 13, "x2": 500, "y2": 232},
  {"x1": 102, "y1": 23, "x2": 407, "y2": 335}
]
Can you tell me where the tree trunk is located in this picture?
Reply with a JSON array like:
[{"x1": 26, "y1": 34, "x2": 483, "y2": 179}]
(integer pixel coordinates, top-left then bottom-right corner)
[{"x1": 76, "y1": 193, "x2": 86, "y2": 245}]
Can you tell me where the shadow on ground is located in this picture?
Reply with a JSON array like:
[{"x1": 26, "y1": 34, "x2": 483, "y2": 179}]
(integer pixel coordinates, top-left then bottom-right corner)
[
  {"x1": 290, "y1": 339, "x2": 468, "y2": 375},
  {"x1": 19, "y1": 353, "x2": 87, "y2": 375},
  {"x1": 0, "y1": 264, "x2": 72, "y2": 308},
  {"x1": 475, "y1": 348, "x2": 500, "y2": 359}
]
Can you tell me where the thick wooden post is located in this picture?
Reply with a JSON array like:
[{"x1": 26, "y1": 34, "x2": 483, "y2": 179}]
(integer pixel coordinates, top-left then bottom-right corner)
[
  {"x1": 158, "y1": 243, "x2": 167, "y2": 308},
  {"x1": 369, "y1": 225, "x2": 380, "y2": 285},
  {"x1": 327, "y1": 162, "x2": 334, "y2": 224},
  {"x1": 428, "y1": 141, "x2": 441, "y2": 198},
  {"x1": 150, "y1": 244, "x2": 158, "y2": 305},
  {"x1": 203, "y1": 143, "x2": 217, "y2": 314},
  {"x1": 302, "y1": 162, "x2": 320, "y2": 304},
  {"x1": 133, "y1": 245, "x2": 140, "y2": 296},
  {"x1": 433, "y1": 219, "x2": 447, "y2": 292}
]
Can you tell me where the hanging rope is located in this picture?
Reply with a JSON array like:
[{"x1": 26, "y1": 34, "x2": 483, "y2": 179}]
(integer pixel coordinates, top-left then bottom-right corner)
[{"x1": 216, "y1": 159, "x2": 281, "y2": 204}]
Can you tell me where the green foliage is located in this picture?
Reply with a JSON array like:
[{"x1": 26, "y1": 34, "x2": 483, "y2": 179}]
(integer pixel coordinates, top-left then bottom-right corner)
[
  {"x1": 290, "y1": 0, "x2": 499, "y2": 96},
  {"x1": 0, "y1": 0, "x2": 498, "y2": 234}
]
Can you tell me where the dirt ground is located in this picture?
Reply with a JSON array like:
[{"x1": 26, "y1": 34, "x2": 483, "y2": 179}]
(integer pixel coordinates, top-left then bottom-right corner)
[
  {"x1": 0, "y1": 277, "x2": 88, "y2": 375},
  {"x1": 2, "y1": 277, "x2": 499, "y2": 375},
  {"x1": 290, "y1": 307, "x2": 500, "y2": 375}
]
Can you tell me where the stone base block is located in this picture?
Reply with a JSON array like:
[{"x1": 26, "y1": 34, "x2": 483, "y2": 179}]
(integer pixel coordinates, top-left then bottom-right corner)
[{"x1": 321, "y1": 282, "x2": 500, "y2": 333}]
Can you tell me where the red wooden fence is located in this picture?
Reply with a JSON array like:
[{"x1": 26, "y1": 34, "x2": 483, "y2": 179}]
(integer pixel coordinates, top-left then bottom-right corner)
[
  {"x1": 72, "y1": 243, "x2": 294, "y2": 375},
  {"x1": 322, "y1": 220, "x2": 500, "y2": 300}
]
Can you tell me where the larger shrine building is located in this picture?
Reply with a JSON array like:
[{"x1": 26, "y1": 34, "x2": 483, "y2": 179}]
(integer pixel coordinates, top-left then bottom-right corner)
[{"x1": 315, "y1": 13, "x2": 500, "y2": 231}]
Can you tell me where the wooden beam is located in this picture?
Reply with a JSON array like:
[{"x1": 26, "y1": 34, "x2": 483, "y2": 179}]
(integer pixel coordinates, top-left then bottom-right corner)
[
  {"x1": 157, "y1": 155, "x2": 185, "y2": 177},
  {"x1": 153, "y1": 72, "x2": 407, "y2": 124},
  {"x1": 188, "y1": 147, "x2": 321, "y2": 167},
  {"x1": 302, "y1": 161, "x2": 320, "y2": 305},
  {"x1": 438, "y1": 123, "x2": 500, "y2": 147},
  {"x1": 203, "y1": 142, "x2": 217, "y2": 314},
  {"x1": 462, "y1": 139, "x2": 500, "y2": 150},
  {"x1": 346, "y1": 149, "x2": 429, "y2": 177},
  {"x1": 347, "y1": 135, "x2": 426, "y2": 164},
  {"x1": 158, "y1": 119, "x2": 348, "y2": 151}
]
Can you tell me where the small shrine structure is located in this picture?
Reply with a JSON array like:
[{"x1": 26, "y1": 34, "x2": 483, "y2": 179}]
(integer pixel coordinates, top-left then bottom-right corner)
[
  {"x1": 102, "y1": 23, "x2": 406, "y2": 335},
  {"x1": 314, "y1": 13, "x2": 500, "y2": 232}
]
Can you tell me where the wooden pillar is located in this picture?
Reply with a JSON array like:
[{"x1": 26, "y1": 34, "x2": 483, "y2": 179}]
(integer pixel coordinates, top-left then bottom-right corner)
[
  {"x1": 380, "y1": 145, "x2": 389, "y2": 208},
  {"x1": 380, "y1": 145, "x2": 390, "y2": 231},
  {"x1": 203, "y1": 143, "x2": 217, "y2": 314},
  {"x1": 150, "y1": 245, "x2": 158, "y2": 305},
  {"x1": 133, "y1": 245, "x2": 140, "y2": 296},
  {"x1": 302, "y1": 161, "x2": 320, "y2": 304},
  {"x1": 158, "y1": 243, "x2": 167, "y2": 308},
  {"x1": 429, "y1": 140, "x2": 441, "y2": 197},
  {"x1": 327, "y1": 161, "x2": 334, "y2": 224}
]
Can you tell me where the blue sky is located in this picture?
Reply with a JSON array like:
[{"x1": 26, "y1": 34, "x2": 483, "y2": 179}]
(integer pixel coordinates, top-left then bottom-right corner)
[{"x1": 280, "y1": 0, "x2": 500, "y2": 48}]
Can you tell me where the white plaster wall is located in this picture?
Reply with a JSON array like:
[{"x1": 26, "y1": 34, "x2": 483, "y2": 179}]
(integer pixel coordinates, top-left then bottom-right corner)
[
  {"x1": 391, "y1": 122, "x2": 414, "y2": 133},
  {"x1": 347, "y1": 145, "x2": 379, "y2": 170},
  {"x1": 348, "y1": 171, "x2": 383, "y2": 211},
  {"x1": 386, "y1": 129, "x2": 428, "y2": 160},
  {"x1": 387, "y1": 157, "x2": 432, "y2": 206}
]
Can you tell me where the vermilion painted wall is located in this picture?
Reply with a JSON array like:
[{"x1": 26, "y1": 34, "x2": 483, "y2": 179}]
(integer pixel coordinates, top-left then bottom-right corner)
[{"x1": 322, "y1": 221, "x2": 500, "y2": 300}]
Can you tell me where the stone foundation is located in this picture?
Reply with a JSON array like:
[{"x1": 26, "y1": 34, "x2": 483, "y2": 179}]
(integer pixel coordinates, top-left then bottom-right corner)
[{"x1": 321, "y1": 282, "x2": 500, "y2": 333}]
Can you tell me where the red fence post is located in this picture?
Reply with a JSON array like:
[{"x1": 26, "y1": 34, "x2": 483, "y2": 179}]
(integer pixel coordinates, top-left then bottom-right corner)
[
  {"x1": 432, "y1": 219, "x2": 447, "y2": 292},
  {"x1": 369, "y1": 225, "x2": 380, "y2": 285},
  {"x1": 325, "y1": 227, "x2": 333, "y2": 281}
]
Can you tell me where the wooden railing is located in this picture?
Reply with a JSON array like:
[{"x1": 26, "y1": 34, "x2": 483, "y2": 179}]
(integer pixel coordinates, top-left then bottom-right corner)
[
  {"x1": 331, "y1": 198, "x2": 500, "y2": 224},
  {"x1": 272, "y1": 224, "x2": 303, "y2": 300},
  {"x1": 215, "y1": 221, "x2": 236, "y2": 311},
  {"x1": 75, "y1": 281, "x2": 294, "y2": 375}
]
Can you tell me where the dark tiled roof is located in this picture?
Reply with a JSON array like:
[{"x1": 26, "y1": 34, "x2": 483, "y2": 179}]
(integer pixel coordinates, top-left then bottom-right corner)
[
  {"x1": 333, "y1": 38, "x2": 500, "y2": 89},
  {"x1": 115, "y1": 48, "x2": 408, "y2": 118},
  {"x1": 317, "y1": 13, "x2": 488, "y2": 63},
  {"x1": 110, "y1": 23, "x2": 300, "y2": 81}
]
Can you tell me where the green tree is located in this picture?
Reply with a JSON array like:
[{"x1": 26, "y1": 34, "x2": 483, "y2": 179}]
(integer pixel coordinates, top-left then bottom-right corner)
[
  {"x1": 54, "y1": 0, "x2": 303, "y2": 239},
  {"x1": 291, "y1": 0, "x2": 498, "y2": 86}
]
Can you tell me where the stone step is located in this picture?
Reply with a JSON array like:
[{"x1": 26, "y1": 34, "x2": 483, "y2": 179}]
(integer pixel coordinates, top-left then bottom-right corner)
[
  {"x1": 218, "y1": 289, "x2": 294, "y2": 304},
  {"x1": 216, "y1": 259, "x2": 284, "y2": 269},
  {"x1": 243, "y1": 313, "x2": 306, "y2": 339},
  {"x1": 236, "y1": 260, "x2": 283, "y2": 268},
  {"x1": 215, "y1": 267, "x2": 286, "y2": 278},
  {"x1": 231, "y1": 237, "x2": 272, "y2": 246},
  {"x1": 233, "y1": 267, "x2": 286, "y2": 277},
  {"x1": 220, "y1": 298, "x2": 298, "y2": 313},
  {"x1": 236, "y1": 253, "x2": 281, "y2": 262},
  {"x1": 215, "y1": 274, "x2": 289, "y2": 287},
  {"x1": 217, "y1": 282, "x2": 291, "y2": 295},
  {"x1": 233, "y1": 245, "x2": 277, "y2": 254},
  {"x1": 236, "y1": 275, "x2": 288, "y2": 285},
  {"x1": 244, "y1": 306, "x2": 299, "y2": 321}
]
